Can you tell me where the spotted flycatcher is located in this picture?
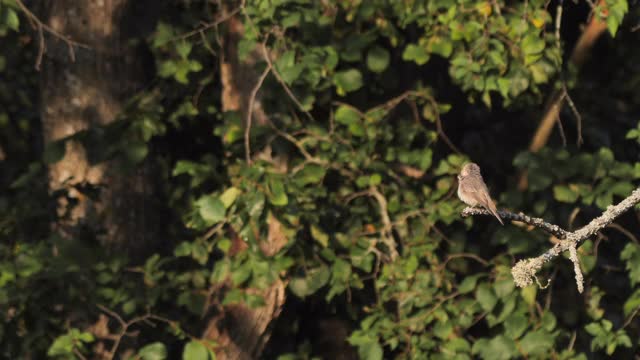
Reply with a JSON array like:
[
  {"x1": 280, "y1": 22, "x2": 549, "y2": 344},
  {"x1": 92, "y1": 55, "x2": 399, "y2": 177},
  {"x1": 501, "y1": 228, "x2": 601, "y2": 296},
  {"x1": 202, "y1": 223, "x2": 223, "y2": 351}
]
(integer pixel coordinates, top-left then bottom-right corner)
[{"x1": 457, "y1": 163, "x2": 504, "y2": 225}]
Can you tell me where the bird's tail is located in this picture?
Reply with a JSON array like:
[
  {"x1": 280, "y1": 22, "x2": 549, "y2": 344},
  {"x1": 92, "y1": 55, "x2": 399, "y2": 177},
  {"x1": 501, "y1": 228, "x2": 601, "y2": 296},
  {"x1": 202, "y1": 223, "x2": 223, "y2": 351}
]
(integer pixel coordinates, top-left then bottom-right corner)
[{"x1": 485, "y1": 196, "x2": 504, "y2": 225}]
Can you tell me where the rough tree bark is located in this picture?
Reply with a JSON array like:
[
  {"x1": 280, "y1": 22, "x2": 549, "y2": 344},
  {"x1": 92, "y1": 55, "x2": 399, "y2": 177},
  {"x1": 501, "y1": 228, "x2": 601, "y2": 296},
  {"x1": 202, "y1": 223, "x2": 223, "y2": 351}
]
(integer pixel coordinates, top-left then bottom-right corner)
[
  {"x1": 201, "y1": 2, "x2": 286, "y2": 359},
  {"x1": 39, "y1": 0, "x2": 160, "y2": 258}
]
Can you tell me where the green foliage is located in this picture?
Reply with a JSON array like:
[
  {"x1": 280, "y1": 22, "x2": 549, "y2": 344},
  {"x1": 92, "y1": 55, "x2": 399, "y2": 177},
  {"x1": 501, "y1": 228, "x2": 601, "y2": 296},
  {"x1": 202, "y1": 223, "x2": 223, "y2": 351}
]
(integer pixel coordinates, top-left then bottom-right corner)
[
  {"x1": 47, "y1": 329, "x2": 94, "y2": 358},
  {"x1": 585, "y1": 319, "x2": 632, "y2": 355},
  {"x1": 138, "y1": 342, "x2": 168, "y2": 360},
  {"x1": 1, "y1": 0, "x2": 639, "y2": 359},
  {"x1": 600, "y1": 0, "x2": 629, "y2": 36},
  {"x1": 0, "y1": 1, "x2": 20, "y2": 36},
  {"x1": 183, "y1": 340, "x2": 216, "y2": 360},
  {"x1": 515, "y1": 147, "x2": 639, "y2": 210}
]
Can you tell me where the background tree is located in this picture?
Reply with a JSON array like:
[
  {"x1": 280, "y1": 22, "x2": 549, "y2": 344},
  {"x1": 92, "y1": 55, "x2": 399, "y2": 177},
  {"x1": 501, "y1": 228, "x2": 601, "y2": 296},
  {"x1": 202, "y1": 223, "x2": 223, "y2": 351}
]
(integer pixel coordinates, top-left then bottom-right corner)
[{"x1": 0, "y1": 0, "x2": 638, "y2": 359}]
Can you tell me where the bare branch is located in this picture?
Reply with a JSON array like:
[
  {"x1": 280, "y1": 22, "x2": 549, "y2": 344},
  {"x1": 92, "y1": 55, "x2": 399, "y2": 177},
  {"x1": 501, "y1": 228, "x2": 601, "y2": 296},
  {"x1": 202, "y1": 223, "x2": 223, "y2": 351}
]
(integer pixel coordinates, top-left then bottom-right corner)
[
  {"x1": 562, "y1": 85, "x2": 583, "y2": 146},
  {"x1": 244, "y1": 62, "x2": 272, "y2": 164},
  {"x1": 15, "y1": 0, "x2": 91, "y2": 70},
  {"x1": 170, "y1": 5, "x2": 243, "y2": 42},
  {"x1": 461, "y1": 207, "x2": 568, "y2": 239},
  {"x1": 556, "y1": 111, "x2": 567, "y2": 147},
  {"x1": 369, "y1": 186, "x2": 399, "y2": 261},
  {"x1": 261, "y1": 43, "x2": 314, "y2": 122},
  {"x1": 568, "y1": 245, "x2": 584, "y2": 293},
  {"x1": 508, "y1": 187, "x2": 640, "y2": 292}
]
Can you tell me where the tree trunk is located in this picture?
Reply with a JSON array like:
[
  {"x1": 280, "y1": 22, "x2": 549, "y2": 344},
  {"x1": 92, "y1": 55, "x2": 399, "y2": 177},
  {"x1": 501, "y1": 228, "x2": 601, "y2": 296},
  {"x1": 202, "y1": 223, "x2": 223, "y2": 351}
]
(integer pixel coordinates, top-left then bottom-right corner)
[
  {"x1": 40, "y1": 0, "x2": 160, "y2": 258},
  {"x1": 201, "y1": 2, "x2": 285, "y2": 359}
]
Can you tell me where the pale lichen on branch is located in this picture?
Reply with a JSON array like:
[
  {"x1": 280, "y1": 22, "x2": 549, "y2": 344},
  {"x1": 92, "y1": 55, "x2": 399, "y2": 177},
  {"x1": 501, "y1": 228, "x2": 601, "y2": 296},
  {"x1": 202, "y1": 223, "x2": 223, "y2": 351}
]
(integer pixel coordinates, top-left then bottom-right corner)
[{"x1": 463, "y1": 187, "x2": 640, "y2": 293}]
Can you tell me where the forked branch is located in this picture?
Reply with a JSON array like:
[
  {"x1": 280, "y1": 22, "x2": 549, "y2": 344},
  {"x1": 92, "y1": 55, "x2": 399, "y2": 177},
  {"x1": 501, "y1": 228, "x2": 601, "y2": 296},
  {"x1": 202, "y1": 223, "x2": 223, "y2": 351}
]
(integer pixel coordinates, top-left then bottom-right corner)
[{"x1": 462, "y1": 187, "x2": 640, "y2": 293}]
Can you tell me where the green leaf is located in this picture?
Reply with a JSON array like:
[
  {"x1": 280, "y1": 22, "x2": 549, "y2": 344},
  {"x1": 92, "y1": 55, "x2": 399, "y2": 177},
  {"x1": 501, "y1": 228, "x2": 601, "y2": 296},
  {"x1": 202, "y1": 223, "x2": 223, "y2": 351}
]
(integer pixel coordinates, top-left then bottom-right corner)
[
  {"x1": 471, "y1": 335, "x2": 517, "y2": 360},
  {"x1": 333, "y1": 69, "x2": 363, "y2": 94},
  {"x1": 47, "y1": 334, "x2": 74, "y2": 357},
  {"x1": 47, "y1": 329, "x2": 94, "y2": 357},
  {"x1": 139, "y1": 342, "x2": 168, "y2": 360},
  {"x1": 197, "y1": 196, "x2": 226, "y2": 224},
  {"x1": 623, "y1": 289, "x2": 640, "y2": 317},
  {"x1": 493, "y1": 278, "x2": 515, "y2": 298},
  {"x1": 402, "y1": 44, "x2": 430, "y2": 65},
  {"x1": 621, "y1": 243, "x2": 640, "y2": 286},
  {"x1": 520, "y1": 330, "x2": 555, "y2": 356},
  {"x1": 335, "y1": 105, "x2": 361, "y2": 126},
  {"x1": 296, "y1": 164, "x2": 326, "y2": 185},
  {"x1": 369, "y1": 173, "x2": 382, "y2": 186},
  {"x1": 174, "y1": 241, "x2": 192, "y2": 257},
  {"x1": 282, "y1": 12, "x2": 301, "y2": 28},
  {"x1": 289, "y1": 265, "x2": 330, "y2": 298},
  {"x1": 476, "y1": 283, "x2": 498, "y2": 312},
  {"x1": 360, "y1": 341, "x2": 383, "y2": 360},
  {"x1": 183, "y1": 340, "x2": 209, "y2": 360},
  {"x1": 220, "y1": 187, "x2": 241, "y2": 209},
  {"x1": 520, "y1": 285, "x2": 538, "y2": 306},
  {"x1": 366, "y1": 46, "x2": 390, "y2": 73},
  {"x1": 158, "y1": 60, "x2": 178, "y2": 77},
  {"x1": 4, "y1": 8, "x2": 19, "y2": 31},
  {"x1": 176, "y1": 41, "x2": 192, "y2": 59},
  {"x1": 459, "y1": 274, "x2": 482, "y2": 294},
  {"x1": 503, "y1": 313, "x2": 528, "y2": 339},
  {"x1": 124, "y1": 142, "x2": 149, "y2": 164},
  {"x1": 275, "y1": 50, "x2": 303, "y2": 84},
  {"x1": 268, "y1": 178, "x2": 288, "y2": 206},
  {"x1": 605, "y1": 2, "x2": 627, "y2": 36},
  {"x1": 521, "y1": 34, "x2": 545, "y2": 55},
  {"x1": 553, "y1": 185, "x2": 579, "y2": 202},
  {"x1": 153, "y1": 22, "x2": 175, "y2": 47},
  {"x1": 428, "y1": 37, "x2": 453, "y2": 58},
  {"x1": 311, "y1": 225, "x2": 329, "y2": 247}
]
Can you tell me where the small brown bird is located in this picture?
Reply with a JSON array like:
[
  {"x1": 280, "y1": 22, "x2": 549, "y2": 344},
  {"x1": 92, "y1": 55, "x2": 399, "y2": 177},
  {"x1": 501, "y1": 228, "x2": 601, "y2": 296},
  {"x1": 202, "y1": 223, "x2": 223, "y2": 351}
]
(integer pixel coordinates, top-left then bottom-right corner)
[{"x1": 457, "y1": 163, "x2": 504, "y2": 225}]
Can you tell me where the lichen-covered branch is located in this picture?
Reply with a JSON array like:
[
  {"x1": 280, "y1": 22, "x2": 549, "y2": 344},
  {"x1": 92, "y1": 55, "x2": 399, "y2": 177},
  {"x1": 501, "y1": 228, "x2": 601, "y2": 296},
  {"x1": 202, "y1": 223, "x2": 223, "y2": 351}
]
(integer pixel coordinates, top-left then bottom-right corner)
[
  {"x1": 464, "y1": 188, "x2": 640, "y2": 293},
  {"x1": 461, "y1": 207, "x2": 568, "y2": 239}
]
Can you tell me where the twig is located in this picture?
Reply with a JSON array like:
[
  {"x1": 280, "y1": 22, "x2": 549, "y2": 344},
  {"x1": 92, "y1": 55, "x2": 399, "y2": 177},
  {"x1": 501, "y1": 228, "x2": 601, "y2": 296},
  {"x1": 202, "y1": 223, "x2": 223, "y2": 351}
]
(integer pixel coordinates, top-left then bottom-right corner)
[
  {"x1": 554, "y1": 0, "x2": 563, "y2": 51},
  {"x1": 568, "y1": 245, "x2": 584, "y2": 293},
  {"x1": 170, "y1": 6, "x2": 242, "y2": 42},
  {"x1": 429, "y1": 97, "x2": 462, "y2": 154},
  {"x1": 461, "y1": 207, "x2": 568, "y2": 239},
  {"x1": 15, "y1": 0, "x2": 91, "y2": 70},
  {"x1": 606, "y1": 223, "x2": 639, "y2": 244},
  {"x1": 96, "y1": 305, "x2": 149, "y2": 360},
  {"x1": 568, "y1": 207, "x2": 581, "y2": 230},
  {"x1": 399, "y1": 291, "x2": 460, "y2": 325},
  {"x1": 441, "y1": 253, "x2": 490, "y2": 269},
  {"x1": 35, "y1": 24, "x2": 44, "y2": 70},
  {"x1": 202, "y1": 221, "x2": 226, "y2": 241},
  {"x1": 96, "y1": 305, "x2": 193, "y2": 359},
  {"x1": 244, "y1": 62, "x2": 272, "y2": 164},
  {"x1": 556, "y1": 112, "x2": 567, "y2": 146},
  {"x1": 72, "y1": 348, "x2": 88, "y2": 360},
  {"x1": 261, "y1": 43, "x2": 314, "y2": 122},
  {"x1": 623, "y1": 306, "x2": 640, "y2": 329},
  {"x1": 562, "y1": 84, "x2": 583, "y2": 146},
  {"x1": 369, "y1": 186, "x2": 399, "y2": 261},
  {"x1": 267, "y1": 121, "x2": 327, "y2": 169},
  {"x1": 509, "y1": 187, "x2": 640, "y2": 293}
]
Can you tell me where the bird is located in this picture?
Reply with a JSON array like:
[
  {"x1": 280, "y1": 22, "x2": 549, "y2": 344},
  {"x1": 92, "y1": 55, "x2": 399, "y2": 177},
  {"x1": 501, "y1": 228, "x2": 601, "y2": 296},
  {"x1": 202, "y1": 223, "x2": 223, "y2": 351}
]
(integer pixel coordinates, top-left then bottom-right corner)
[{"x1": 457, "y1": 163, "x2": 504, "y2": 225}]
